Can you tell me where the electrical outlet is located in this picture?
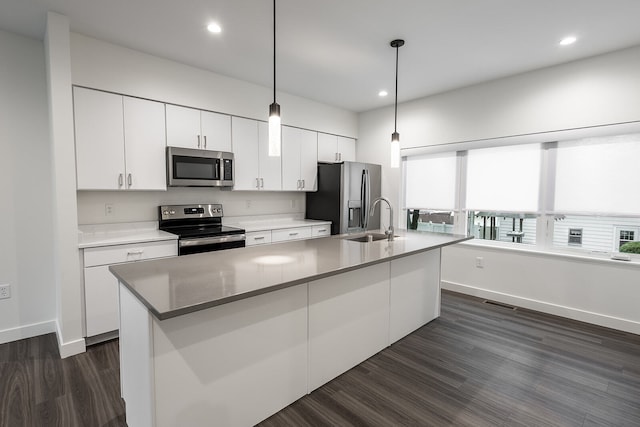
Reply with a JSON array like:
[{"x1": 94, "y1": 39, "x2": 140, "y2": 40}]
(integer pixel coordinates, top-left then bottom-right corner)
[
  {"x1": 105, "y1": 203, "x2": 114, "y2": 216},
  {"x1": 0, "y1": 284, "x2": 10, "y2": 300},
  {"x1": 475, "y1": 257, "x2": 484, "y2": 268}
]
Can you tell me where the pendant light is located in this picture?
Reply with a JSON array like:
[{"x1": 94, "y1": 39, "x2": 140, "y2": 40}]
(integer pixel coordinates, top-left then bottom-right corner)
[
  {"x1": 268, "y1": 0, "x2": 281, "y2": 157},
  {"x1": 390, "y1": 39, "x2": 404, "y2": 168}
]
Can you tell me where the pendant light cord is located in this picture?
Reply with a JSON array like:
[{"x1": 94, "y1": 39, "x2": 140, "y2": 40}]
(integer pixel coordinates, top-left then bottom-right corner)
[
  {"x1": 394, "y1": 44, "x2": 399, "y2": 133},
  {"x1": 273, "y1": 0, "x2": 277, "y2": 104}
]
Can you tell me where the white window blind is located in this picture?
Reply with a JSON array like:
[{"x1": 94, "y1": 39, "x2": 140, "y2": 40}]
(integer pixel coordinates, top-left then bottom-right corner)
[
  {"x1": 404, "y1": 152, "x2": 457, "y2": 210},
  {"x1": 553, "y1": 133, "x2": 640, "y2": 215},
  {"x1": 466, "y1": 143, "x2": 541, "y2": 212}
]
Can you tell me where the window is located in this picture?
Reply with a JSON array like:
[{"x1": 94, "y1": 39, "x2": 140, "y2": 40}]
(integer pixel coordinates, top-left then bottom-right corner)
[
  {"x1": 404, "y1": 153, "x2": 458, "y2": 235},
  {"x1": 401, "y1": 128, "x2": 640, "y2": 257}
]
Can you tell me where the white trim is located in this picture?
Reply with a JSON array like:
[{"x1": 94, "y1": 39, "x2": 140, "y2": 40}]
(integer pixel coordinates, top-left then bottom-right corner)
[
  {"x1": 0, "y1": 320, "x2": 57, "y2": 345},
  {"x1": 442, "y1": 280, "x2": 640, "y2": 335},
  {"x1": 401, "y1": 120, "x2": 640, "y2": 157},
  {"x1": 458, "y1": 239, "x2": 640, "y2": 268},
  {"x1": 55, "y1": 321, "x2": 86, "y2": 358}
]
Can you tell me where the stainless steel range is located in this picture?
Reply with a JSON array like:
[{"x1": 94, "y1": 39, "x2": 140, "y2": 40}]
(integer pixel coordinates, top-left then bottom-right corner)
[{"x1": 159, "y1": 204, "x2": 245, "y2": 255}]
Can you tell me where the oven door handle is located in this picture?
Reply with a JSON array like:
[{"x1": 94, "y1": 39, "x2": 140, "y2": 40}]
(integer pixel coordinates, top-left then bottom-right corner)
[{"x1": 179, "y1": 234, "x2": 246, "y2": 247}]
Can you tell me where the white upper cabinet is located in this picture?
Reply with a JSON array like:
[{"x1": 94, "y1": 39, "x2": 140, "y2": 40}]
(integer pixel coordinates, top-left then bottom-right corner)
[
  {"x1": 232, "y1": 117, "x2": 261, "y2": 190},
  {"x1": 258, "y1": 121, "x2": 282, "y2": 191},
  {"x1": 231, "y1": 117, "x2": 281, "y2": 191},
  {"x1": 123, "y1": 97, "x2": 167, "y2": 190},
  {"x1": 74, "y1": 87, "x2": 125, "y2": 190},
  {"x1": 74, "y1": 87, "x2": 166, "y2": 191},
  {"x1": 317, "y1": 132, "x2": 356, "y2": 163},
  {"x1": 337, "y1": 136, "x2": 356, "y2": 162},
  {"x1": 282, "y1": 126, "x2": 318, "y2": 191},
  {"x1": 166, "y1": 104, "x2": 231, "y2": 152}
]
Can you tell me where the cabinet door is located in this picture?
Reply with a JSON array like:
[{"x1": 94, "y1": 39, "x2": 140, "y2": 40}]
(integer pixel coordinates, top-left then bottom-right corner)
[
  {"x1": 231, "y1": 117, "x2": 260, "y2": 190},
  {"x1": 74, "y1": 87, "x2": 125, "y2": 190},
  {"x1": 317, "y1": 133, "x2": 338, "y2": 163},
  {"x1": 337, "y1": 136, "x2": 356, "y2": 162},
  {"x1": 299, "y1": 129, "x2": 318, "y2": 191},
  {"x1": 201, "y1": 110, "x2": 232, "y2": 152},
  {"x1": 84, "y1": 264, "x2": 120, "y2": 336},
  {"x1": 165, "y1": 104, "x2": 202, "y2": 149},
  {"x1": 123, "y1": 97, "x2": 167, "y2": 190},
  {"x1": 258, "y1": 121, "x2": 282, "y2": 190},
  {"x1": 281, "y1": 126, "x2": 301, "y2": 191}
]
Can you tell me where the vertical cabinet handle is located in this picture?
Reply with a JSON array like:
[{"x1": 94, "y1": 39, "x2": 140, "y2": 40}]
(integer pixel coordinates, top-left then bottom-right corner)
[
  {"x1": 197, "y1": 135, "x2": 201, "y2": 148},
  {"x1": 302, "y1": 179, "x2": 305, "y2": 189},
  {"x1": 339, "y1": 153, "x2": 342, "y2": 161},
  {"x1": 127, "y1": 173, "x2": 132, "y2": 187},
  {"x1": 335, "y1": 152, "x2": 338, "y2": 161},
  {"x1": 204, "y1": 135, "x2": 207, "y2": 149},
  {"x1": 260, "y1": 178, "x2": 264, "y2": 188},
  {"x1": 118, "y1": 173, "x2": 124, "y2": 187}
]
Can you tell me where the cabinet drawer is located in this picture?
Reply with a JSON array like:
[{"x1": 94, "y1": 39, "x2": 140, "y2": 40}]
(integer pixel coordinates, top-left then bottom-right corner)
[
  {"x1": 246, "y1": 231, "x2": 272, "y2": 246},
  {"x1": 84, "y1": 240, "x2": 177, "y2": 267},
  {"x1": 312, "y1": 225, "x2": 331, "y2": 238},
  {"x1": 272, "y1": 227, "x2": 312, "y2": 243}
]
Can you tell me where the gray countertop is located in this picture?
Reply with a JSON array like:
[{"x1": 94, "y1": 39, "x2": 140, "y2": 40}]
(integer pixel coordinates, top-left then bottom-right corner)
[{"x1": 110, "y1": 230, "x2": 472, "y2": 320}]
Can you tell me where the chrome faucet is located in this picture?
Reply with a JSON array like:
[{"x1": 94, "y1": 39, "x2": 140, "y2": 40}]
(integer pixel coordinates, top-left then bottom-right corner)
[{"x1": 370, "y1": 197, "x2": 394, "y2": 241}]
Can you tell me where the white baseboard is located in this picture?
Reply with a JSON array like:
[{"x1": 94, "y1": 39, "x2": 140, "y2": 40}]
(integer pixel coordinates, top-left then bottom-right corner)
[
  {"x1": 0, "y1": 320, "x2": 57, "y2": 345},
  {"x1": 55, "y1": 321, "x2": 86, "y2": 358},
  {"x1": 442, "y1": 280, "x2": 640, "y2": 335}
]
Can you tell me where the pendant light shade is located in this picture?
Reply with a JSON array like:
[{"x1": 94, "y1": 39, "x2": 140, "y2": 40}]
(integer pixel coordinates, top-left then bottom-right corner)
[
  {"x1": 268, "y1": 0, "x2": 281, "y2": 157},
  {"x1": 390, "y1": 39, "x2": 404, "y2": 168}
]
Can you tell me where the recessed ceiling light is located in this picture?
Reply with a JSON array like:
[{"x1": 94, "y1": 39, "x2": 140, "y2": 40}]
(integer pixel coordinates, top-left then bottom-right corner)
[
  {"x1": 559, "y1": 36, "x2": 577, "y2": 46},
  {"x1": 378, "y1": 90, "x2": 388, "y2": 97},
  {"x1": 207, "y1": 22, "x2": 222, "y2": 33}
]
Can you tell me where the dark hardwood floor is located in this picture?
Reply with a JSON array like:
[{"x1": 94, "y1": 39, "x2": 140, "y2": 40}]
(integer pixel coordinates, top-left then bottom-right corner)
[{"x1": 2, "y1": 291, "x2": 639, "y2": 426}]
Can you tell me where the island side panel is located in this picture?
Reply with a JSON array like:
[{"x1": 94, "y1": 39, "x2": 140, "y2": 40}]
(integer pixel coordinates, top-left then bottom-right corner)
[
  {"x1": 389, "y1": 249, "x2": 442, "y2": 344},
  {"x1": 119, "y1": 283, "x2": 156, "y2": 427},
  {"x1": 151, "y1": 284, "x2": 308, "y2": 427},
  {"x1": 308, "y1": 262, "x2": 390, "y2": 392}
]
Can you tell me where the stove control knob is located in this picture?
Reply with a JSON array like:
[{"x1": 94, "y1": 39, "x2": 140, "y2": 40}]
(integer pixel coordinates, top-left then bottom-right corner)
[
  {"x1": 169, "y1": 210, "x2": 176, "y2": 215},
  {"x1": 162, "y1": 210, "x2": 169, "y2": 215}
]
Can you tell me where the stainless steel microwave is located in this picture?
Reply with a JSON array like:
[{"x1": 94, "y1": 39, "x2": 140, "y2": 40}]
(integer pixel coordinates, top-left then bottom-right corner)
[{"x1": 167, "y1": 147, "x2": 234, "y2": 187}]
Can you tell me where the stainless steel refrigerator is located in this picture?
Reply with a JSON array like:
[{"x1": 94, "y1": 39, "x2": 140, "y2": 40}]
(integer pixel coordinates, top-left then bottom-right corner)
[{"x1": 306, "y1": 162, "x2": 382, "y2": 235}]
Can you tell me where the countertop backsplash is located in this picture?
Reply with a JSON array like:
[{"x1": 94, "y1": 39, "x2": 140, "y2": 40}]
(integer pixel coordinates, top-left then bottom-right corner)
[{"x1": 76, "y1": 188, "x2": 306, "y2": 225}]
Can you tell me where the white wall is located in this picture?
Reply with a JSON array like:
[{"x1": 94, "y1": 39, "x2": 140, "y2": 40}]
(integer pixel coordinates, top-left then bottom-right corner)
[
  {"x1": 45, "y1": 13, "x2": 85, "y2": 357},
  {"x1": 77, "y1": 189, "x2": 305, "y2": 225},
  {"x1": 0, "y1": 30, "x2": 57, "y2": 343},
  {"x1": 70, "y1": 33, "x2": 358, "y2": 138},
  {"x1": 357, "y1": 45, "x2": 640, "y2": 333},
  {"x1": 442, "y1": 244, "x2": 640, "y2": 334}
]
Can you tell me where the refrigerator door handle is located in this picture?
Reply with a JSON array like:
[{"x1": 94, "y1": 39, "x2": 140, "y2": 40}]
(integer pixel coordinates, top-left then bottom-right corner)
[
  {"x1": 360, "y1": 170, "x2": 366, "y2": 228},
  {"x1": 364, "y1": 170, "x2": 371, "y2": 230}
]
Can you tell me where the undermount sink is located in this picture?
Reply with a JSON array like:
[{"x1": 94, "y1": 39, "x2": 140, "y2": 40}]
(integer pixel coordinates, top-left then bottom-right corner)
[{"x1": 345, "y1": 233, "x2": 391, "y2": 243}]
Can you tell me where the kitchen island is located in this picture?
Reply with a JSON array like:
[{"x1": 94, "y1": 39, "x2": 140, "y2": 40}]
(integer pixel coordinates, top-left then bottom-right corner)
[{"x1": 110, "y1": 230, "x2": 471, "y2": 427}]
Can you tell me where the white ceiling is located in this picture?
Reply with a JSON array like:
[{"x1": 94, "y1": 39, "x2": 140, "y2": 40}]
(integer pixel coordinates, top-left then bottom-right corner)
[{"x1": 2, "y1": 0, "x2": 640, "y2": 112}]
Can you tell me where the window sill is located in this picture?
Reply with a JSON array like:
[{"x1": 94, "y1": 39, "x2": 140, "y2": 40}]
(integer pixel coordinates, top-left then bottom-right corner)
[{"x1": 457, "y1": 238, "x2": 640, "y2": 268}]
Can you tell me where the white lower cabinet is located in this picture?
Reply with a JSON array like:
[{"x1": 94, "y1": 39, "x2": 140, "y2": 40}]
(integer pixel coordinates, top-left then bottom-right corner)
[
  {"x1": 271, "y1": 227, "x2": 313, "y2": 243},
  {"x1": 246, "y1": 231, "x2": 272, "y2": 246},
  {"x1": 308, "y1": 262, "x2": 390, "y2": 391},
  {"x1": 83, "y1": 240, "x2": 177, "y2": 339},
  {"x1": 311, "y1": 224, "x2": 330, "y2": 238}
]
